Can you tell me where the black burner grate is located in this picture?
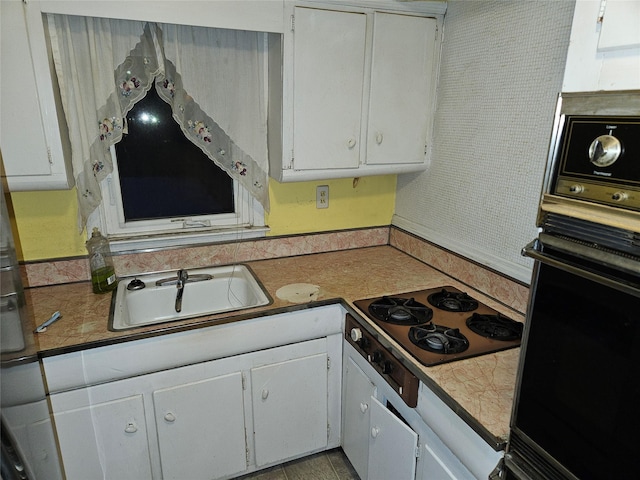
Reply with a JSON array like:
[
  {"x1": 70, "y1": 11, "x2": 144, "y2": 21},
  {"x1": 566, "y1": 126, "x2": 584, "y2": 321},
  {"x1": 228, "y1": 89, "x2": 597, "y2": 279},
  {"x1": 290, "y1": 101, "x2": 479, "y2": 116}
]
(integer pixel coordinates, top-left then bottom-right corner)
[
  {"x1": 368, "y1": 297, "x2": 433, "y2": 325},
  {"x1": 409, "y1": 324, "x2": 469, "y2": 354},
  {"x1": 466, "y1": 313, "x2": 523, "y2": 341},
  {"x1": 427, "y1": 288, "x2": 479, "y2": 312}
]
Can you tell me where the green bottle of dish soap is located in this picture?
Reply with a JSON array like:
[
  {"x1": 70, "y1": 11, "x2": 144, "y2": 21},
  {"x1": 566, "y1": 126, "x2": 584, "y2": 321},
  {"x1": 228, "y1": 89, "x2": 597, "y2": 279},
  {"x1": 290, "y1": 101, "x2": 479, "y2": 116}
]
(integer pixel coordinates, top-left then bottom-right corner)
[{"x1": 86, "y1": 228, "x2": 118, "y2": 294}]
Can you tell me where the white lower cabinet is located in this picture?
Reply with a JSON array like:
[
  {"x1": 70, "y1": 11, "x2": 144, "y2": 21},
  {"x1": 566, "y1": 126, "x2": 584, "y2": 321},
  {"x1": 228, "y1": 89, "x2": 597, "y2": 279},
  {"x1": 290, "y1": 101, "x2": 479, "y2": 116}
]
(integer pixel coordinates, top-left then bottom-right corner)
[
  {"x1": 252, "y1": 353, "x2": 328, "y2": 466},
  {"x1": 342, "y1": 357, "x2": 375, "y2": 479},
  {"x1": 368, "y1": 396, "x2": 418, "y2": 480},
  {"x1": 342, "y1": 356, "x2": 418, "y2": 480},
  {"x1": 153, "y1": 373, "x2": 247, "y2": 480},
  {"x1": 343, "y1": 342, "x2": 480, "y2": 480},
  {"x1": 48, "y1": 333, "x2": 341, "y2": 480},
  {"x1": 53, "y1": 394, "x2": 153, "y2": 479}
]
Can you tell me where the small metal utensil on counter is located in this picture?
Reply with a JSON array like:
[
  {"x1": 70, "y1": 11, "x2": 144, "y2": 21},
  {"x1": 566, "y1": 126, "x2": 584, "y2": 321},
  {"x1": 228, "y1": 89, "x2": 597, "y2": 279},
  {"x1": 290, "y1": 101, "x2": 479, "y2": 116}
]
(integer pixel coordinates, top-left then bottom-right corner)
[{"x1": 34, "y1": 311, "x2": 61, "y2": 333}]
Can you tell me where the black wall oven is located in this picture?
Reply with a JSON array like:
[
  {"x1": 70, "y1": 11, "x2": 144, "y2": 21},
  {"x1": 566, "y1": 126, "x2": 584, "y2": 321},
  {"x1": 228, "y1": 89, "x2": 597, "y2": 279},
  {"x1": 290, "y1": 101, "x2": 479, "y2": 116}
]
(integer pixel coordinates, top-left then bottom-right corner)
[{"x1": 504, "y1": 90, "x2": 640, "y2": 480}]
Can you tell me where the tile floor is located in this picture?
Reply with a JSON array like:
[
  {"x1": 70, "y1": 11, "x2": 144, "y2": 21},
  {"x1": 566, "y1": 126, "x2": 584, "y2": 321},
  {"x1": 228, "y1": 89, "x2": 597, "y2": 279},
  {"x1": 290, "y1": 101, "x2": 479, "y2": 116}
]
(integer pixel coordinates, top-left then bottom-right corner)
[{"x1": 238, "y1": 448, "x2": 359, "y2": 480}]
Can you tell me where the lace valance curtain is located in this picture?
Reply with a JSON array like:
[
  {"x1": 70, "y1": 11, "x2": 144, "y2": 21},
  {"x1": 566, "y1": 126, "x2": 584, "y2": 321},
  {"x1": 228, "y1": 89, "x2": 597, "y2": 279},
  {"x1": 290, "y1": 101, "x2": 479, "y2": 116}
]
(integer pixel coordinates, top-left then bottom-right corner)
[{"x1": 46, "y1": 15, "x2": 269, "y2": 229}]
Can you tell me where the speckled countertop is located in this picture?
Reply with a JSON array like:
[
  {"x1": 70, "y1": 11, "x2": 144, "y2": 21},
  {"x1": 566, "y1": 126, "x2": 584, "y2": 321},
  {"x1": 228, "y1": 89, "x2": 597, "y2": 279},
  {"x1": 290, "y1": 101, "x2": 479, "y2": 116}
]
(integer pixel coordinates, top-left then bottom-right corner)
[{"x1": 9, "y1": 246, "x2": 523, "y2": 449}]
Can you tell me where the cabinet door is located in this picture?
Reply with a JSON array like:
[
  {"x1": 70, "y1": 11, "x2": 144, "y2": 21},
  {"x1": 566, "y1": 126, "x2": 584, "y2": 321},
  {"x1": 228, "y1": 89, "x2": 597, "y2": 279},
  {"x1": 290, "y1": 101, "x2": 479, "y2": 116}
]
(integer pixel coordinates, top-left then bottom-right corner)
[
  {"x1": 342, "y1": 356, "x2": 376, "y2": 480},
  {"x1": 251, "y1": 352, "x2": 329, "y2": 466},
  {"x1": 367, "y1": 13, "x2": 437, "y2": 166},
  {"x1": 52, "y1": 394, "x2": 152, "y2": 480},
  {"x1": 0, "y1": 0, "x2": 51, "y2": 177},
  {"x1": 292, "y1": 7, "x2": 366, "y2": 171},
  {"x1": 0, "y1": 0, "x2": 72, "y2": 190},
  {"x1": 598, "y1": 0, "x2": 640, "y2": 51},
  {"x1": 153, "y1": 372, "x2": 247, "y2": 480},
  {"x1": 368, "y1": 396, "x2": 418, "y2": 480}
]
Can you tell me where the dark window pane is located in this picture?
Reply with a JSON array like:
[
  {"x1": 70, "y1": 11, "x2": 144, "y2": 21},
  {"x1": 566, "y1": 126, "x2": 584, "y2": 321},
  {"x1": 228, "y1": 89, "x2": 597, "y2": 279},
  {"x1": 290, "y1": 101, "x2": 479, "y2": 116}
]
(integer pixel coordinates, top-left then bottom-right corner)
[{"x1": 115, "y1": 84, "x2": 234, "y2": 222}]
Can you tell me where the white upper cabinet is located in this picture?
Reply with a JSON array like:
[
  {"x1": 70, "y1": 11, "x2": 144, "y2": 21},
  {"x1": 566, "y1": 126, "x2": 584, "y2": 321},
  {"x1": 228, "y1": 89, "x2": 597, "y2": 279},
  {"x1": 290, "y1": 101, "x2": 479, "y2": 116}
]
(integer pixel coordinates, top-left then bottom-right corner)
[
  {"x1": 270, "y1": 1, "x2": 444, "y2": 182},
  {"x1": 367, "y1": 12, "x2": 437, "y2": 167},
  {"x1": 292, "y1": 8, "x2": 367, "y2": 171},
  {"x1": 0, "y1": 0, "x2": 74, "y2": 191},
  {"x1": 597, "y1": 0, "x2": 640, "y2": 51},
  {"x1": 563, "y1": 0, "x2": 640, "y2": 92}
]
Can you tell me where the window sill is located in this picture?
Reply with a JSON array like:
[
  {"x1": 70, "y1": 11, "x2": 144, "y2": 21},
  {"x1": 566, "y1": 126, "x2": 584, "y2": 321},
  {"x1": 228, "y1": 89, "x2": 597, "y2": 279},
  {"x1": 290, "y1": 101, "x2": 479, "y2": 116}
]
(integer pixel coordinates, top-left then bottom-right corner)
[{"x1": 108, "y1": 226, "x2": 270, "y2": 254}]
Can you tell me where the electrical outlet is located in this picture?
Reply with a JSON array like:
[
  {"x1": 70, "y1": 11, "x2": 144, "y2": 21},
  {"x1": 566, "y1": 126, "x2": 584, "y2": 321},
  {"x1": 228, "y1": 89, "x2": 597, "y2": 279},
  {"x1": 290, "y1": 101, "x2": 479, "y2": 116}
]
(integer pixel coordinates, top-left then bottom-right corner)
[{"x1": 316, "y1": 185, "x2": 329, "y2": 209}]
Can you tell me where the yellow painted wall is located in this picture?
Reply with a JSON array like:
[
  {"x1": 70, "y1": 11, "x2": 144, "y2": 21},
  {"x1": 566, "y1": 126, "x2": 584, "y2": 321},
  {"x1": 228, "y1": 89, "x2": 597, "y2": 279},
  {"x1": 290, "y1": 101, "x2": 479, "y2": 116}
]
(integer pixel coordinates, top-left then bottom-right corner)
[
  {"x1": 9, "y1": 188, "x2": 86, "y2": 261},
  {"x1": 267, "y1": 176, "x2": 396, "y2": 236},
  {"x1": 9, "y1": 175, "x2": 396, "y2": 261}
]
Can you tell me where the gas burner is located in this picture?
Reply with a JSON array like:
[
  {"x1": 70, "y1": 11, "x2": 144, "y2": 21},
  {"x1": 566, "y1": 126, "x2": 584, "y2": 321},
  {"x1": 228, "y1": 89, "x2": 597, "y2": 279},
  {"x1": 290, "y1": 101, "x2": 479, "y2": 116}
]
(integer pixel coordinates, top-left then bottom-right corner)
[
  {"x1": 466, "y1": 313, "x2": 523, "y2": 341},
  {"x1": 368, "y1": 297, "x2": 433, "y2": 325},
  {"x1": 427, "y1": 288, "x2": 479, "y2": 312},
  {"x1": 409, "y1": 324, "x2": 469, "y2": 354}
]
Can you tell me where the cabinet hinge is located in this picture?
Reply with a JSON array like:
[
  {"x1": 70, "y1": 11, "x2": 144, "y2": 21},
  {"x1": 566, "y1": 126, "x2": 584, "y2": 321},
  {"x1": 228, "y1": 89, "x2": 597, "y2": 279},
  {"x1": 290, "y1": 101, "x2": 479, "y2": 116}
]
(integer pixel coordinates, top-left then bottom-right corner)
[
  {"x1": 415, "y1": 445, "x2": 421, "y2": 459},
  {"x1": 47, "y1": 147, "x2": 53, "y2": 165},
  {"x1": 246, "y1": 446, "x2": 250, "y2": 465},
  {"x1": 327, "y1": 422, "x2": 331, "y2": 440},
  {"x1": 597, "y1": 0, "x2": 607, "y2": 23},
  {"x1": 242, "y1": 372, "x2": 247, "y2": 390},
  {"x1": 290, "y1": 14, "x2": 295, "y2": 32},
  {"x1": 424, "y1": 143, "x2": 428, "y2": 155},
  {"x1": 327, "y1": 357, "x2": 331, "y2": 370}
]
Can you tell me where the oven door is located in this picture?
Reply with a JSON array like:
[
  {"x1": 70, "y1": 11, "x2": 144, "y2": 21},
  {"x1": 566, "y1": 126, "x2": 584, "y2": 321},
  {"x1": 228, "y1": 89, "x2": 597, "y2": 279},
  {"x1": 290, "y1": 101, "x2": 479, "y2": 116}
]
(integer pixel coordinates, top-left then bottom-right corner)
[{"x1": 506, "y1": 236, "x2": 640, "y2": 480}]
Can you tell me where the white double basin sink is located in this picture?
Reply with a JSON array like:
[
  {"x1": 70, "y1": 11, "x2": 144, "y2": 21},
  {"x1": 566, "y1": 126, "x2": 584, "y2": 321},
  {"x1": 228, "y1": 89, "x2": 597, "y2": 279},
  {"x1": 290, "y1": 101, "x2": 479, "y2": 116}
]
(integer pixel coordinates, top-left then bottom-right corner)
[{"x1": 110, "y1": 265, "x2": 271, "y2": 330}]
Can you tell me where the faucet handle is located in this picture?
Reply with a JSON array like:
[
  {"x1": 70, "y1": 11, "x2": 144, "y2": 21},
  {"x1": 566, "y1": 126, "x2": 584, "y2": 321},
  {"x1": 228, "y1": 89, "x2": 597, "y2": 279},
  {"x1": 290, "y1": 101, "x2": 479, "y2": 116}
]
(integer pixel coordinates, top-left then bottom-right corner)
[{"x1": 177, "y1": 269, "x2": 188, "y2": 288}]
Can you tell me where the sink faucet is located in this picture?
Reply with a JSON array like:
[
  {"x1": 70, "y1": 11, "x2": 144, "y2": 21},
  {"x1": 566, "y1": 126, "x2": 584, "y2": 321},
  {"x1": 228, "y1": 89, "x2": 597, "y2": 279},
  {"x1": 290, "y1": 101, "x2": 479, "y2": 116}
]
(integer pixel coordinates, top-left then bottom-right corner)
[{"x1": 175, "y1": 269, "x2": 188, "y2": 312}]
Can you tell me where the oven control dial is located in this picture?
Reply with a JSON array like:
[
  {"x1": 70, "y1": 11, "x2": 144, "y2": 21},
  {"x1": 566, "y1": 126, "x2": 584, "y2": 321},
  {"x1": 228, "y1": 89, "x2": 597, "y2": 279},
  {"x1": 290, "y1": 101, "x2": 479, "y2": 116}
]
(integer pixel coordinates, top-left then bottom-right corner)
[
  {"x1": 372, "y1": 350, "x2": 383, "y2": 363},
  {"x1": 588, "y1": 135, "x2": 622, "y2": 167},
  {"x1": 350, "y1": 327, "x2": 363, "y2": 343},
  {"x1": 612, "y1": 191, "x2": 628, "y2": 202}
]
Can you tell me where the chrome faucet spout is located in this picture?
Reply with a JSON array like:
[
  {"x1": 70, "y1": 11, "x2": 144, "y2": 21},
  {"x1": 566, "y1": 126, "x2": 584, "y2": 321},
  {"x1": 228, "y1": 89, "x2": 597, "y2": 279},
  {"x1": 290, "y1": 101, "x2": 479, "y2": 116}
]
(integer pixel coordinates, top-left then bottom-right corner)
[{"x1": 175, "y1": 269, "x2": 188, "y2": 312}]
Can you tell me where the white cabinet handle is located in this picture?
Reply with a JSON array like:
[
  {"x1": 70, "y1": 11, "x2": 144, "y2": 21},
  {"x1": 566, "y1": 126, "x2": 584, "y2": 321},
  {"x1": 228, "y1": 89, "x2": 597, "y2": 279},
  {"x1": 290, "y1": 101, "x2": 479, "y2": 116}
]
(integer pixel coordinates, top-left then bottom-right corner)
[
  {"x1": 347, "y1": 137, "x2": 357, "y2": 149},
  {"x1": 262, "y1": 389, "x2": 269, "y2": 400},
  {"x1": 375, "y1": 132, "x2": 383, "y2": 145},
  {"x1": 371, "y1": 426, "x2": 380, "y2": 438},
  {"x1": 164, "y1": 412, "x2": 176, "y2": 423},
  {"x1": 124, "y1": 422, "x2": 138, "y2": 434},
  {"x1": 360, "y1": 402, "x2": 368, "y2": 413}
]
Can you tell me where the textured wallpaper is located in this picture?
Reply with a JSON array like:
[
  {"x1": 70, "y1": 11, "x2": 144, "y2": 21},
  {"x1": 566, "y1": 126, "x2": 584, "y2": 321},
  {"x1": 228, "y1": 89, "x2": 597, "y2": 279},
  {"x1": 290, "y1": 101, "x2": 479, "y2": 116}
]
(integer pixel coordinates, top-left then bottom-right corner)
[{"x1": 394, "y1": 0, "x2": 576, "y2": 284}]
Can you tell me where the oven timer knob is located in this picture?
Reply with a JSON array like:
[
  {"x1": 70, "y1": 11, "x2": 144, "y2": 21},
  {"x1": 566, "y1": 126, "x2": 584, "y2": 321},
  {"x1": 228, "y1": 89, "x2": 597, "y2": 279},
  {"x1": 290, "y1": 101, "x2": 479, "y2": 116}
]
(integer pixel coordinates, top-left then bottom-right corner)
[
  {"x1": 350, "y1": 328, "x2": 363, "y2": 344},
  {"x1": 612, "y1": 191, "x2": 628, "y2": 202},
  {"x1": 589, "y1": 135, "x2": 622, "y2": 167}
]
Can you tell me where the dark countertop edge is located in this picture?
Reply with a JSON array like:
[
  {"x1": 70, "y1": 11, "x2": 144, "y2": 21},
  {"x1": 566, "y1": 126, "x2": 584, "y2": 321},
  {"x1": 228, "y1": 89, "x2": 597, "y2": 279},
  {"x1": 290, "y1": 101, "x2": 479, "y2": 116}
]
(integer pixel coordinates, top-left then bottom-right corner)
[{"x1": 23, "y1": 296, "x2": 505, "y2": 452}]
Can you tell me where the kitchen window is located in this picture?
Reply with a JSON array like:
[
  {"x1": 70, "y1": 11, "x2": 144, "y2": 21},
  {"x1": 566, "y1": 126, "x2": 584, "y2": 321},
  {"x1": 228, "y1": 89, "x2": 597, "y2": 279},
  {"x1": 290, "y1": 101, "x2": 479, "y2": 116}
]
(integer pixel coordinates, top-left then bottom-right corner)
[
  {"x1": 44, "y1": 16, "x2": 270, "y2": 250},
  {"x1": 92, "y1": 83, "x2": 266, "y2": 252}
]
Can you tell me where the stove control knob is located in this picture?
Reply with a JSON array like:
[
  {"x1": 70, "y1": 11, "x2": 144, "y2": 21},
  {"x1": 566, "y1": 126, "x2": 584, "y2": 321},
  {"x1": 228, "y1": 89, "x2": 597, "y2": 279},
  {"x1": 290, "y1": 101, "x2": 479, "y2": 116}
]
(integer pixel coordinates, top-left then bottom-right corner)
[
  {"x1": 589, "y1": 135, "x2": 622, "y2": 167},
  {"x1": 372, "y1": 351, "x2": 383, "y2": 363},
  {"x1": 382, "y1": 361, "x2": 394, "y2": 375},
  {"x1": 569, "y1": 184, "x2": 584, "y2": 194},
  {"x1": 350, "y1": 328, "x2": 363, "y2": 343},
  {"x1": 612, "y1": 191, "x2": 628, "y2": 202}
]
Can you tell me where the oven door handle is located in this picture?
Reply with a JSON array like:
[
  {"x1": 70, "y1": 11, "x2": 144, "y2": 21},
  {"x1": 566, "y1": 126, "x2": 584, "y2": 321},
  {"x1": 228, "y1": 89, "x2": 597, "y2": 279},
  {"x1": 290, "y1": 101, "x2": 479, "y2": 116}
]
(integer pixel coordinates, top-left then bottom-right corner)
[{"x1": 522, "y1": 238, "x2": 640, "y2": 297}]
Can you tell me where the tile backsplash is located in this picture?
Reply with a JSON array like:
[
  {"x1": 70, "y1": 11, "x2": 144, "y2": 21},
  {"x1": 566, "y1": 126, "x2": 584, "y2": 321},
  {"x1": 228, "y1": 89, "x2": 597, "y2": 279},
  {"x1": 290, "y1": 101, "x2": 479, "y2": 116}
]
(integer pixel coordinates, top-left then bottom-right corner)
[
  {"x1": 22, "y1": 226, "x2": 529, "y2": 314},
  {"x1": 389, "y1": 228, "x2": 530, "y2": 314}
]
